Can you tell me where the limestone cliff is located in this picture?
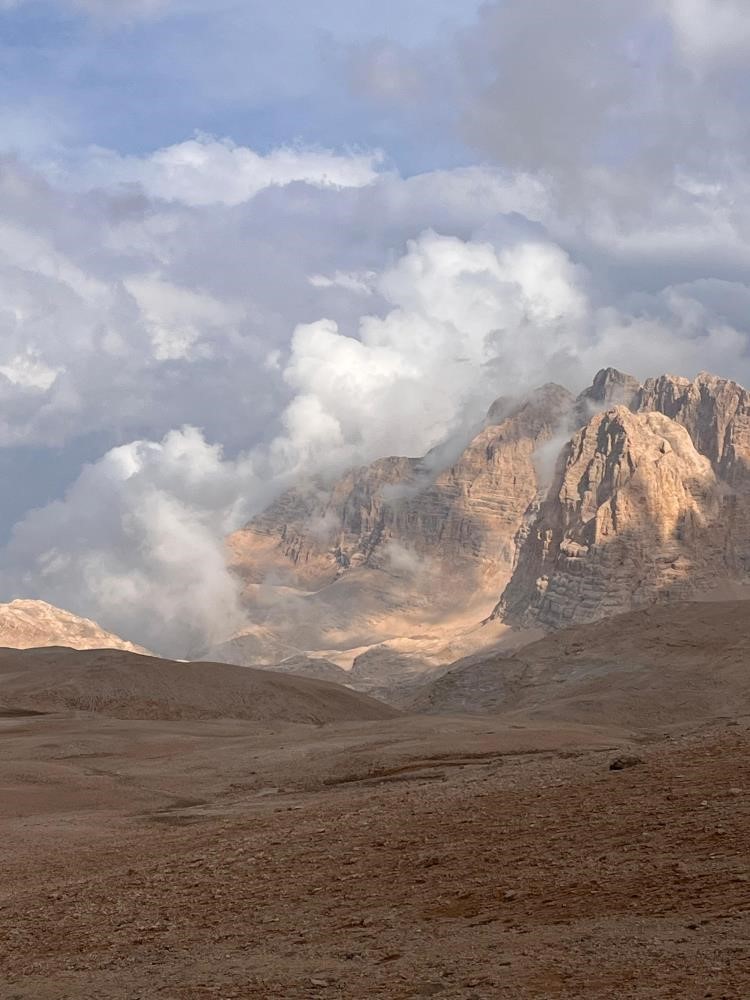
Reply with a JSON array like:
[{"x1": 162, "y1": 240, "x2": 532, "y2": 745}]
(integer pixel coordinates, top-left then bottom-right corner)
[
  {"x1": 498, "y1": 370, "x2": 750, "y2": 629},
  {"x1": 227, "y1": 383, "x2": 574, "y2": 649},
  {"x1": 227, "y1": 367, "x2": 750, "y2": 657},
  {"x1": 636, "y1": 371, "x2": 750, "y2": 486}
]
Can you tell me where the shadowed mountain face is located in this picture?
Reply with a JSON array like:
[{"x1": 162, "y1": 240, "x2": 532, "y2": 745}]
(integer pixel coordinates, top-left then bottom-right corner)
[
  {"x1": 411, "y1": 601, "x2": 750, "y2": 729},
  {"x1": 498, "y1": 371, "x2": 750, "y2": 629}
]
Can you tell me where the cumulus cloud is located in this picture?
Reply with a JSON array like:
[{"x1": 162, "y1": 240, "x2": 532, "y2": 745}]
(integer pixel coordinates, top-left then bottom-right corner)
[
  {"x1": 1, "y1": 427, "x2": 255, "y2": 657},
  {"x1": 271, "y1": 233, "x2": 588, "y2": 476},
  {"x1": 124, "y1": 275, "x2": 243, "y2": 361}
]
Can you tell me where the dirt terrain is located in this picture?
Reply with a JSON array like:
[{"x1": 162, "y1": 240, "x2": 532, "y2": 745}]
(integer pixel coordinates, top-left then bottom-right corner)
[
  {"x1": 3, "y1": 605, "x2": 750, "y2": 998},
  {"x1": 0, "y1": 647, "x2": 395, "y2": 723},
  {"x1": 413, "y1": 601, "x2": 750, "y2": 725},
  {"x1": 2, "y1": 704, "x2": 750, "y2": 999}
]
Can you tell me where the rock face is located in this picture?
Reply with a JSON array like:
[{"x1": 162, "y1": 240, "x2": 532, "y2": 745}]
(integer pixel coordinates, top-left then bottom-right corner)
[
  {"x1": 0, "y1": 600, "x2": 148, "y2": 654},
  {"x1": 227, "y1": 383, "x2": 574, "y2": 650},
  {"x1": 227, "y1": 367, "x2": 750, "y2": 662},
  {"x1": 498, "y1": 372, "x2": 750, "y2": 629},
  {"x1": 577, "y1": 366, "x2": 642, "y2": 415},
  {"x1": 636, "y1": 372, "x2": 750, "y2": 486}
]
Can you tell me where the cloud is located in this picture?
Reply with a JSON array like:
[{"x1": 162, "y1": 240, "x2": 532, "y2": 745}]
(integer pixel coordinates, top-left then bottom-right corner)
[
  {"x1": 124, "y1": 274, "x2": 243, "y2": 361},
  {"x1": 663, "y1": 0, "x2": 750, "y2": 63},
  {"x1": 1, "y1": 426, "x2": 255, "y2": 657},
  {"x1": 46, "y1": 136, "x2": 384, "y2": 206},
  {"x1": 4, "y1": 0, "x2": 750, "y2": 652},
  {"x1": 0, "y1": 151, "x2": 561, "y2": 455},
  {"x1": 270, "y1": 232, "x2": 589, "y2": 475},
  {"x1": 0, "y1": 231, "x2": 585, "y2": 651},
  {"x1": 308, "y1": 270, "x2": 376, "y2": 295}
]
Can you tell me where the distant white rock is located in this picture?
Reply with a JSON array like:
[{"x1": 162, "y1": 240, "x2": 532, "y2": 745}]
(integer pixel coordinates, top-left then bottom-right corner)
[{"x1": 0, "y1": 599, "x2": 149, "y2": 654}]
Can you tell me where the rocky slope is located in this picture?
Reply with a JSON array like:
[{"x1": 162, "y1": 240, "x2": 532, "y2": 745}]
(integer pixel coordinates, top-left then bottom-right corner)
[
  {"x1": 0, "y1": 600, "x2": 148, "y2": 654},
  {"x1": 207, "y1": 640, "x2": 350, "y2": 685},
  {"x1": 413, "y1": 600, "x2": 750, "y2": 727},
  {"x1": 0, "y1": 647, "x2": 396, "y2": 723},
  {"x1": 497, "y1": 371, "x2": 750, "y2": 629}
]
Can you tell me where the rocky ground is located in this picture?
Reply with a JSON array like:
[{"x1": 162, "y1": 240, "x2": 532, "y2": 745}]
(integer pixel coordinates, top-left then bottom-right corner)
[{"x1": 2, "y1": 709, "x2": 749, "y2": 998}]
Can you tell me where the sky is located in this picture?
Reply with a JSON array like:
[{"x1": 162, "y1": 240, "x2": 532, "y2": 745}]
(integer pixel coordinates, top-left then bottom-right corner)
[{"x1": 1, "y1": 0, "x2": 750, "y2": 654}]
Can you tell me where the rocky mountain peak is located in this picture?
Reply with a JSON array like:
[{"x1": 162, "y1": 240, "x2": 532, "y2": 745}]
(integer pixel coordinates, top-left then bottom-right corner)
[
  {"x1": 498, "y1": 381, "x2": 750, "y2": 629},
  {"x1": 226, "y1": 367, "x2": 750, "y2": 666},
  {"x1": 226, "y1": 380, "x2": 575, "y2": 654},
  {"x1": 578, "y1": 367, "x2": 642, "y2": 412},
  {"x1": 0, "y1": 599, "x2": 148, "y2": 653},
  {"x1": 636, "y1": 371, "x2": 750, "y2": 485}
]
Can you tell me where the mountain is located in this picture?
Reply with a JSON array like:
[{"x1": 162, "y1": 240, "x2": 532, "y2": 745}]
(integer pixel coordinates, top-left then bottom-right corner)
[
  {"x1": 412, "y1": 600, "x2": 750, "y2": 729},
  {"x1": 497, "y1": 371, "x2": 750, "y2": 629},
  {"x1": 226, "y1": 383, "x2": 574, "y2": 657},
  {"x1": 0, "y1": 646, "x2": 397, "y2": 723},
  {"x1": 0, "y1": 599, "x2": 148, "y2": 654},
  {"x1": 222, "y1": 368, "x2": 750, "y2": 687}
]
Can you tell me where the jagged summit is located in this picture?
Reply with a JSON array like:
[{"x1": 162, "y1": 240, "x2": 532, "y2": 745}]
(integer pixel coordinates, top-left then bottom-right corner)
[
  {"x1": 223, "y1": 368, "x2": 750, "y2": 674},
  {"x1": 578, "y1": 367, "x2": 642, "y2": 411},
  {"x1": 496, "y1": 369, "x2": 750, "y2": 629}
]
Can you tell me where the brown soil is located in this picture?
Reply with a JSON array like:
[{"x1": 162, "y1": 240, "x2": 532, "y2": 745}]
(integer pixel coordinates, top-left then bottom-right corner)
[
  {"x1": 2, "y1": 708, "x2": 749, "y2": 998},
  {"x1": 413, "y1": 600, "x2": 750, "y2": 726},
  {"x1": 0, "y1": 646, "x2": 396, "y2": 724}
]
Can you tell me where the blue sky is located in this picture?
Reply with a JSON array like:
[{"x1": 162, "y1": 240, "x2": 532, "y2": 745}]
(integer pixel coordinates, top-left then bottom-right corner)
[{"x1": 0, "y1": 0, "x2": 482, "y2": 166}]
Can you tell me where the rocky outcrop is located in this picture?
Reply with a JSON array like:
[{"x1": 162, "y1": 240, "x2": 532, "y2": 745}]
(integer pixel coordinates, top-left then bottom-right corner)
[
  {"x1": 231, "y1": 456, "x2": 422, "y2": 589},
  {"x1": 577, "y1": 366, "x2": 642, "y2": 416},
  {"x1": 0, "y1": 600, "x2": 148, "y2": 654},
  {"x1": 498, "y1": 370, "x2": 750, "y2": 629},
  {"x1": 228, "y1": 383, "x2": 575, "y2": 630},
  {"x1": 636, "y1": 372, "x2": 750, "y2": 486}
]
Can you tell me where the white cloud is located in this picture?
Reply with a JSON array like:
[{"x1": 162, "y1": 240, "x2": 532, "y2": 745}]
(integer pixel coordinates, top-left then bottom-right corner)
[
  {"x1": 46, "y1": 136, "x2": 384, "y2": 206},
  {"x1": 308, "y1": 270, "x2": 376, "y2": 294},
  {"x1": 0, "y1": 352, "x2": 61, "y2": 391},
  {"x1": 2, "y1": 427, "x2": 255, "y2": 657},
  {"x1": 272, "y1": 232, "x2": 589, "y2": 473},
  {"x1": 124, "y1": 275, "x2": 244, "y2": 361}
]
